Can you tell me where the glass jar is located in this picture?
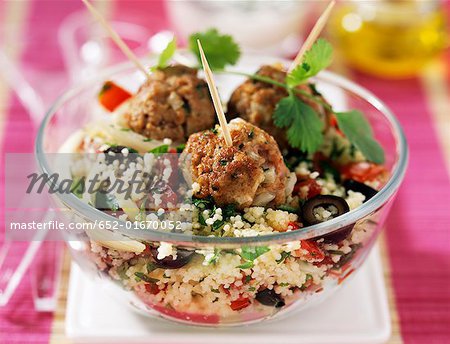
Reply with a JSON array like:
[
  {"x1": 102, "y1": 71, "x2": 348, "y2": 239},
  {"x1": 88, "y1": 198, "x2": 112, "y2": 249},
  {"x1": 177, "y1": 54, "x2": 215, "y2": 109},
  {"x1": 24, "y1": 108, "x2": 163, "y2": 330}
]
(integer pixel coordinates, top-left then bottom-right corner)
[{"x1": 328, "y1": 0, "x2": 448, "y2": 78}]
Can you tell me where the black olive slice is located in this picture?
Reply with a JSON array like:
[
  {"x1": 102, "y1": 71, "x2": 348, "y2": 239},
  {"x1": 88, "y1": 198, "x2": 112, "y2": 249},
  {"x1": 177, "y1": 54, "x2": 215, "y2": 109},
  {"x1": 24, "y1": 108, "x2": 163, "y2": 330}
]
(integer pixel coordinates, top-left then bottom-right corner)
[
  {"x1": 255, "y1": 289, "x2": 285, "y2": 308},
  {"x1": 103, "y1": 145, "x2": 138, "y2": 164},
  {"x1": 150, "y1": 247, "x2": 194, "y2": 269},
  {"x1": 302, "y1": 195, "x2": 354, "y2": 244},
  {"x1": 301, "y1": 195, "x2": 350, "y2": 226},
  {"x1": 343, "y1": 179, "x2": 378, "y2": 202}
]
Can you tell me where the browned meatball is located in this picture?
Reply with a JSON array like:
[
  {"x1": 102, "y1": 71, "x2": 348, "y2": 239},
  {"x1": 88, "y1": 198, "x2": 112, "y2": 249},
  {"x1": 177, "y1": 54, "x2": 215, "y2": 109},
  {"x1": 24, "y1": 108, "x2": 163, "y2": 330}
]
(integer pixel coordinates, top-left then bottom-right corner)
[
  {"x1": 183, "y1": 118, "x2": 293, "y2": 210},
  {"x1": 125, "y1": 65, "x2": 215, "y2": 141},
  {"x1": 227, "y1": 65, "x2": 332, "y2": 149}
]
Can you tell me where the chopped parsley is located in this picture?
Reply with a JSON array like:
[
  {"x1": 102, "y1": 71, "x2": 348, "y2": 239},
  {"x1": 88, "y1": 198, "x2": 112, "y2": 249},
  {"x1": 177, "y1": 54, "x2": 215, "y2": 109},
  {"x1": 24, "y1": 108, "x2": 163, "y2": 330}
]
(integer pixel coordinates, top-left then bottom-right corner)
[
  {"x1": 276, "y1": 251, "x2": 291, "y2": 264},
  {"x1": 277, "y1": 205, "x2": 299, "y2": 214},
  {"x1": 176, "y1": 143, "x2": 186, "y2": 153},
  {"x1": 134, "y1": 272, "x2": 159, "y2": 283},
  {"x1": 149, "y1": 144, "x2": 169, "y2": 154},
  {"x1": 237, "y1": 246, "x2": 270, "y2": 269}
]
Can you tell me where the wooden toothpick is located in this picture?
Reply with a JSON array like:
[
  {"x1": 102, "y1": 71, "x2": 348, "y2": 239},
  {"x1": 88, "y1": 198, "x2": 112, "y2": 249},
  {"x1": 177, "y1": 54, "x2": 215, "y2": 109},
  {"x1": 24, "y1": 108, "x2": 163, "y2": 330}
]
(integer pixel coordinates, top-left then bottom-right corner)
[
  {"x1": 197, "y1": 40, "x2": 233, "y2": 147},
  {"x1": 81, "y1": 0, "x2": 150, "y2": 77},
  {"x1": 289, "y1": 0, "x2": 336, "y2": 72}
]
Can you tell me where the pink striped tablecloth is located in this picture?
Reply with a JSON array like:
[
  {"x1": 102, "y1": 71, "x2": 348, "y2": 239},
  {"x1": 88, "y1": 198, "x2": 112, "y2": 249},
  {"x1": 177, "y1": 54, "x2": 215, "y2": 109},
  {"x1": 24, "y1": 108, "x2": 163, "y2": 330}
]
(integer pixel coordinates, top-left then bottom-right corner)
[{"x1": 0, "y1": 1, "x2": 449, "y2": 343}]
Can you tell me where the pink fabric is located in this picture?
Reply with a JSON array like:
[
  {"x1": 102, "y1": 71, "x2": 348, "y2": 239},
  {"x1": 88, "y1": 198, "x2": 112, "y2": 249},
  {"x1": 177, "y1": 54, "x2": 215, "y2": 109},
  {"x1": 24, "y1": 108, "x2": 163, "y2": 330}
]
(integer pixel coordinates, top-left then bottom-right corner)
[
  {"x1": 353, "y1": 73, "x2": 450, "y2": 343},
  {"x1": 0, "y1": 1, "x2": 83, "y2": 343}
]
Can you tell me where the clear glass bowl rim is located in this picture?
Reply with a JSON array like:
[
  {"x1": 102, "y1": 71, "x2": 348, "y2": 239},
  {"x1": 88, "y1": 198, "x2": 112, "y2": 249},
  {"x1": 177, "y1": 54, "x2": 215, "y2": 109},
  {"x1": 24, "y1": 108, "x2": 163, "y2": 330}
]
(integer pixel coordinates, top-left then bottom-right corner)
[{"x1": 35, "y1": 58, "x2": 408, "y2": 246}]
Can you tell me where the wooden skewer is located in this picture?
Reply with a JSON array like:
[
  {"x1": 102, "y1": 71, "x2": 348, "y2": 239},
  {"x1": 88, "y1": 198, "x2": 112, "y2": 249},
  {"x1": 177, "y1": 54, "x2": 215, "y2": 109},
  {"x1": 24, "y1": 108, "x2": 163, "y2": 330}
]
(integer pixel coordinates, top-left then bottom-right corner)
[
  {"x1": 81, "y1": 0, "x2": 150, "y2": 77},
  {"x1": 197, "y1": 40, "x2": 233, "y2": 147},
  {"x1": 289, "y1": 0, "x2": 336, "y2": 72}
]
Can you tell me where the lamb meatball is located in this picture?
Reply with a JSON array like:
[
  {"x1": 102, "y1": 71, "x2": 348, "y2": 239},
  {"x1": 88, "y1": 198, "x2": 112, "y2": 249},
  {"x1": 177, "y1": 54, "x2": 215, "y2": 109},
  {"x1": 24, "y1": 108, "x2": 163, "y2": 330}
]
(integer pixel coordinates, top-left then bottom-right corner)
[
  {"x1": 182, "y1": 118, "x2": 294, "y2": 210},
  {"x1": 227, "y1": 65, "x2": 332, "y2": 149},
  {"x1": 125, "y1": 65, "x2": 215, "y2": 141}
]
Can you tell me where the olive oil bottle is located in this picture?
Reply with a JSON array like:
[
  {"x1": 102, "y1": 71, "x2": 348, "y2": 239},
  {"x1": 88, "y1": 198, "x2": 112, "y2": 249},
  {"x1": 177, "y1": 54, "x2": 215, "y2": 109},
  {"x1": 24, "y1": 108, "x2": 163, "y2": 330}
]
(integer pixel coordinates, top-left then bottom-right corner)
[{"x1": 328, "y1": 0, "x2": 448, "y2": 78}]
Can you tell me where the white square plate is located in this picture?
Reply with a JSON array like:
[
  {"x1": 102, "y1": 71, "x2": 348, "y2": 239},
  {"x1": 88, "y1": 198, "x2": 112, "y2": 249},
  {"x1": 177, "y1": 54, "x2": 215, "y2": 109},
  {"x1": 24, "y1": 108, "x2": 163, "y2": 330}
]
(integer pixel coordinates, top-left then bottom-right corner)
[{"x1": 66, "y1": 244, "x2": 390, "y2": 344}]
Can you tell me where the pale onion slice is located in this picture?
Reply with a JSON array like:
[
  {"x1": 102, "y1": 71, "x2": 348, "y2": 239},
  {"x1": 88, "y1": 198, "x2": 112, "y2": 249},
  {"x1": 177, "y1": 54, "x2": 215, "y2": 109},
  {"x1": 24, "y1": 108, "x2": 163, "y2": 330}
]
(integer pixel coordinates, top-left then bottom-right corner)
[
  {"x1": 85, "y1": 122, "x2": 163, "y2": 153},
  {"x1": 252, "y1": 192, "x2": 276, "y2": 206},
  {"x1": 85, "y1": 226, "x2": 145, "y2": 253}
]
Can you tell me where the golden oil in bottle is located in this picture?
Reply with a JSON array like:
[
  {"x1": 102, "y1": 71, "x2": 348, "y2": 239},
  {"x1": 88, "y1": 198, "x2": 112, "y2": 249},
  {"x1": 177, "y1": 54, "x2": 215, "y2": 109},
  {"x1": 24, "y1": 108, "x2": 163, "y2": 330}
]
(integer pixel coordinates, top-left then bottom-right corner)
[{"x1": 328, "y1": 0, "x2": 448, "y2": 78}]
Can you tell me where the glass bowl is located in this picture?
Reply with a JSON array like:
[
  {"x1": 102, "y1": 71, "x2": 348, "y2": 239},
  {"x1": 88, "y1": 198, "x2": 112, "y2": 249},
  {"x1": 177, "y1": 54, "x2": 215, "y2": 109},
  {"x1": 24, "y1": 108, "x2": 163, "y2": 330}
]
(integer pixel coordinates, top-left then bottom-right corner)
[{"x1": 35, "y1": 55, "x2": 408, "y2": 326}]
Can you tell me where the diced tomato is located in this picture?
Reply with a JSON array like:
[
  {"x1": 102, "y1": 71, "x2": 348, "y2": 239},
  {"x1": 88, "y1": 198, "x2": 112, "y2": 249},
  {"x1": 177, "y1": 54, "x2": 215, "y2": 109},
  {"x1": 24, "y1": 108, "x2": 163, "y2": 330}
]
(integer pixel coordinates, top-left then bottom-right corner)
[
  {"x1": 142, "y1": 244, "x2": 152, "y2": 255},
  {"x1": 288, "y1": 221, "x2": 300, "y2": 230},
  {"x1": 222, "y1": 286, "x2": 231, "y2": 295},
  {"x1": 329, "y1": 115, "x2": 344, "y2": 136},
  {"x1": 313, "y1": 255, "x2": 334, "y2": 267},
  {"x1": 294, "y1": 177, "x2": 322, "y2": 199},
  {"x1": 330, "y1": 115, "x2": 338, "y2": 128},
  {"x1": 145, "y1": 283, "x2": 160, "y2": 295},
  {"x1": 98, "y1": 81, "x2": 132, "y2": 112},
  {"x1": 230, "y1": 297, "x2": 251, "y2": 311},
  {"x1": 299, "y1": 240, "x2": 325, "y2": 261},
  {"x1": 341, "y1": 162, "x2": 386, "y2": 183},
  {"x1": 161, "y1": 186, "x2": 178, "y2": 208}
]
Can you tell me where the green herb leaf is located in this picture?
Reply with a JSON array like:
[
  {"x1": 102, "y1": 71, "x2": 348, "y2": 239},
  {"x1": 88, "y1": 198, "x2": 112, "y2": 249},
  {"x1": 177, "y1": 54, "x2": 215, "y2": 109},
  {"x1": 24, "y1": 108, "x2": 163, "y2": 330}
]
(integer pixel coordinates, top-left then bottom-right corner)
[
  {"x1": 335, "y1": 110, "x2": 385, "y2": 164},
  {"x1": 188, "y1": 28, "x2": 240, "y2": 70},
  {"x1": 240, "y1": 246, "x2": 270, "y2": 261},
  {"x1": 222, "y1": 204, "x2": 237, "y2": 219},
  {"x1": 134, "y1": 272, "x2": 159, "y2": 283},
  {"x1": 276, "y1": 251, "x2": 291, "y2": 264},
  {"x1": 205, "y1": 248, "x2": 220, "y2": 265},
  {"x1": 147, "y1": 262, "x2": 158, "y2": 273},
  {"x1": 176, "y1": 143, "x2": 186, "y2": 153},
  {"x1": 153, "y1": 37, "x2": 177, "y2": 70},
  {"x1": 211, "y1": 288, "x2": 220, "y2": 293},
  {"x1": 192, "y1": 196, "x2": 214, "y2": 209},
  {"x1": 212, "y1": 219, "x2": 224, "y2": 231},
  {"x1": 198, "y1": 212, "x2": 207, "y2": 226},
  {"x1": 273, "y1": 94, "x2": 324, "y2": 154},
  {"x1": 287, "y1": 39, "x2": 333, "y2": 87},
  {"x1": 149, "y1": 144, "x2": 169, "y2": 155},
  {"x1": 236, "y1": 261, "x2": 254, "y2": 269},
  {"x1": 277, "y1": 205, "x2": 299, "y2": 214}
]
